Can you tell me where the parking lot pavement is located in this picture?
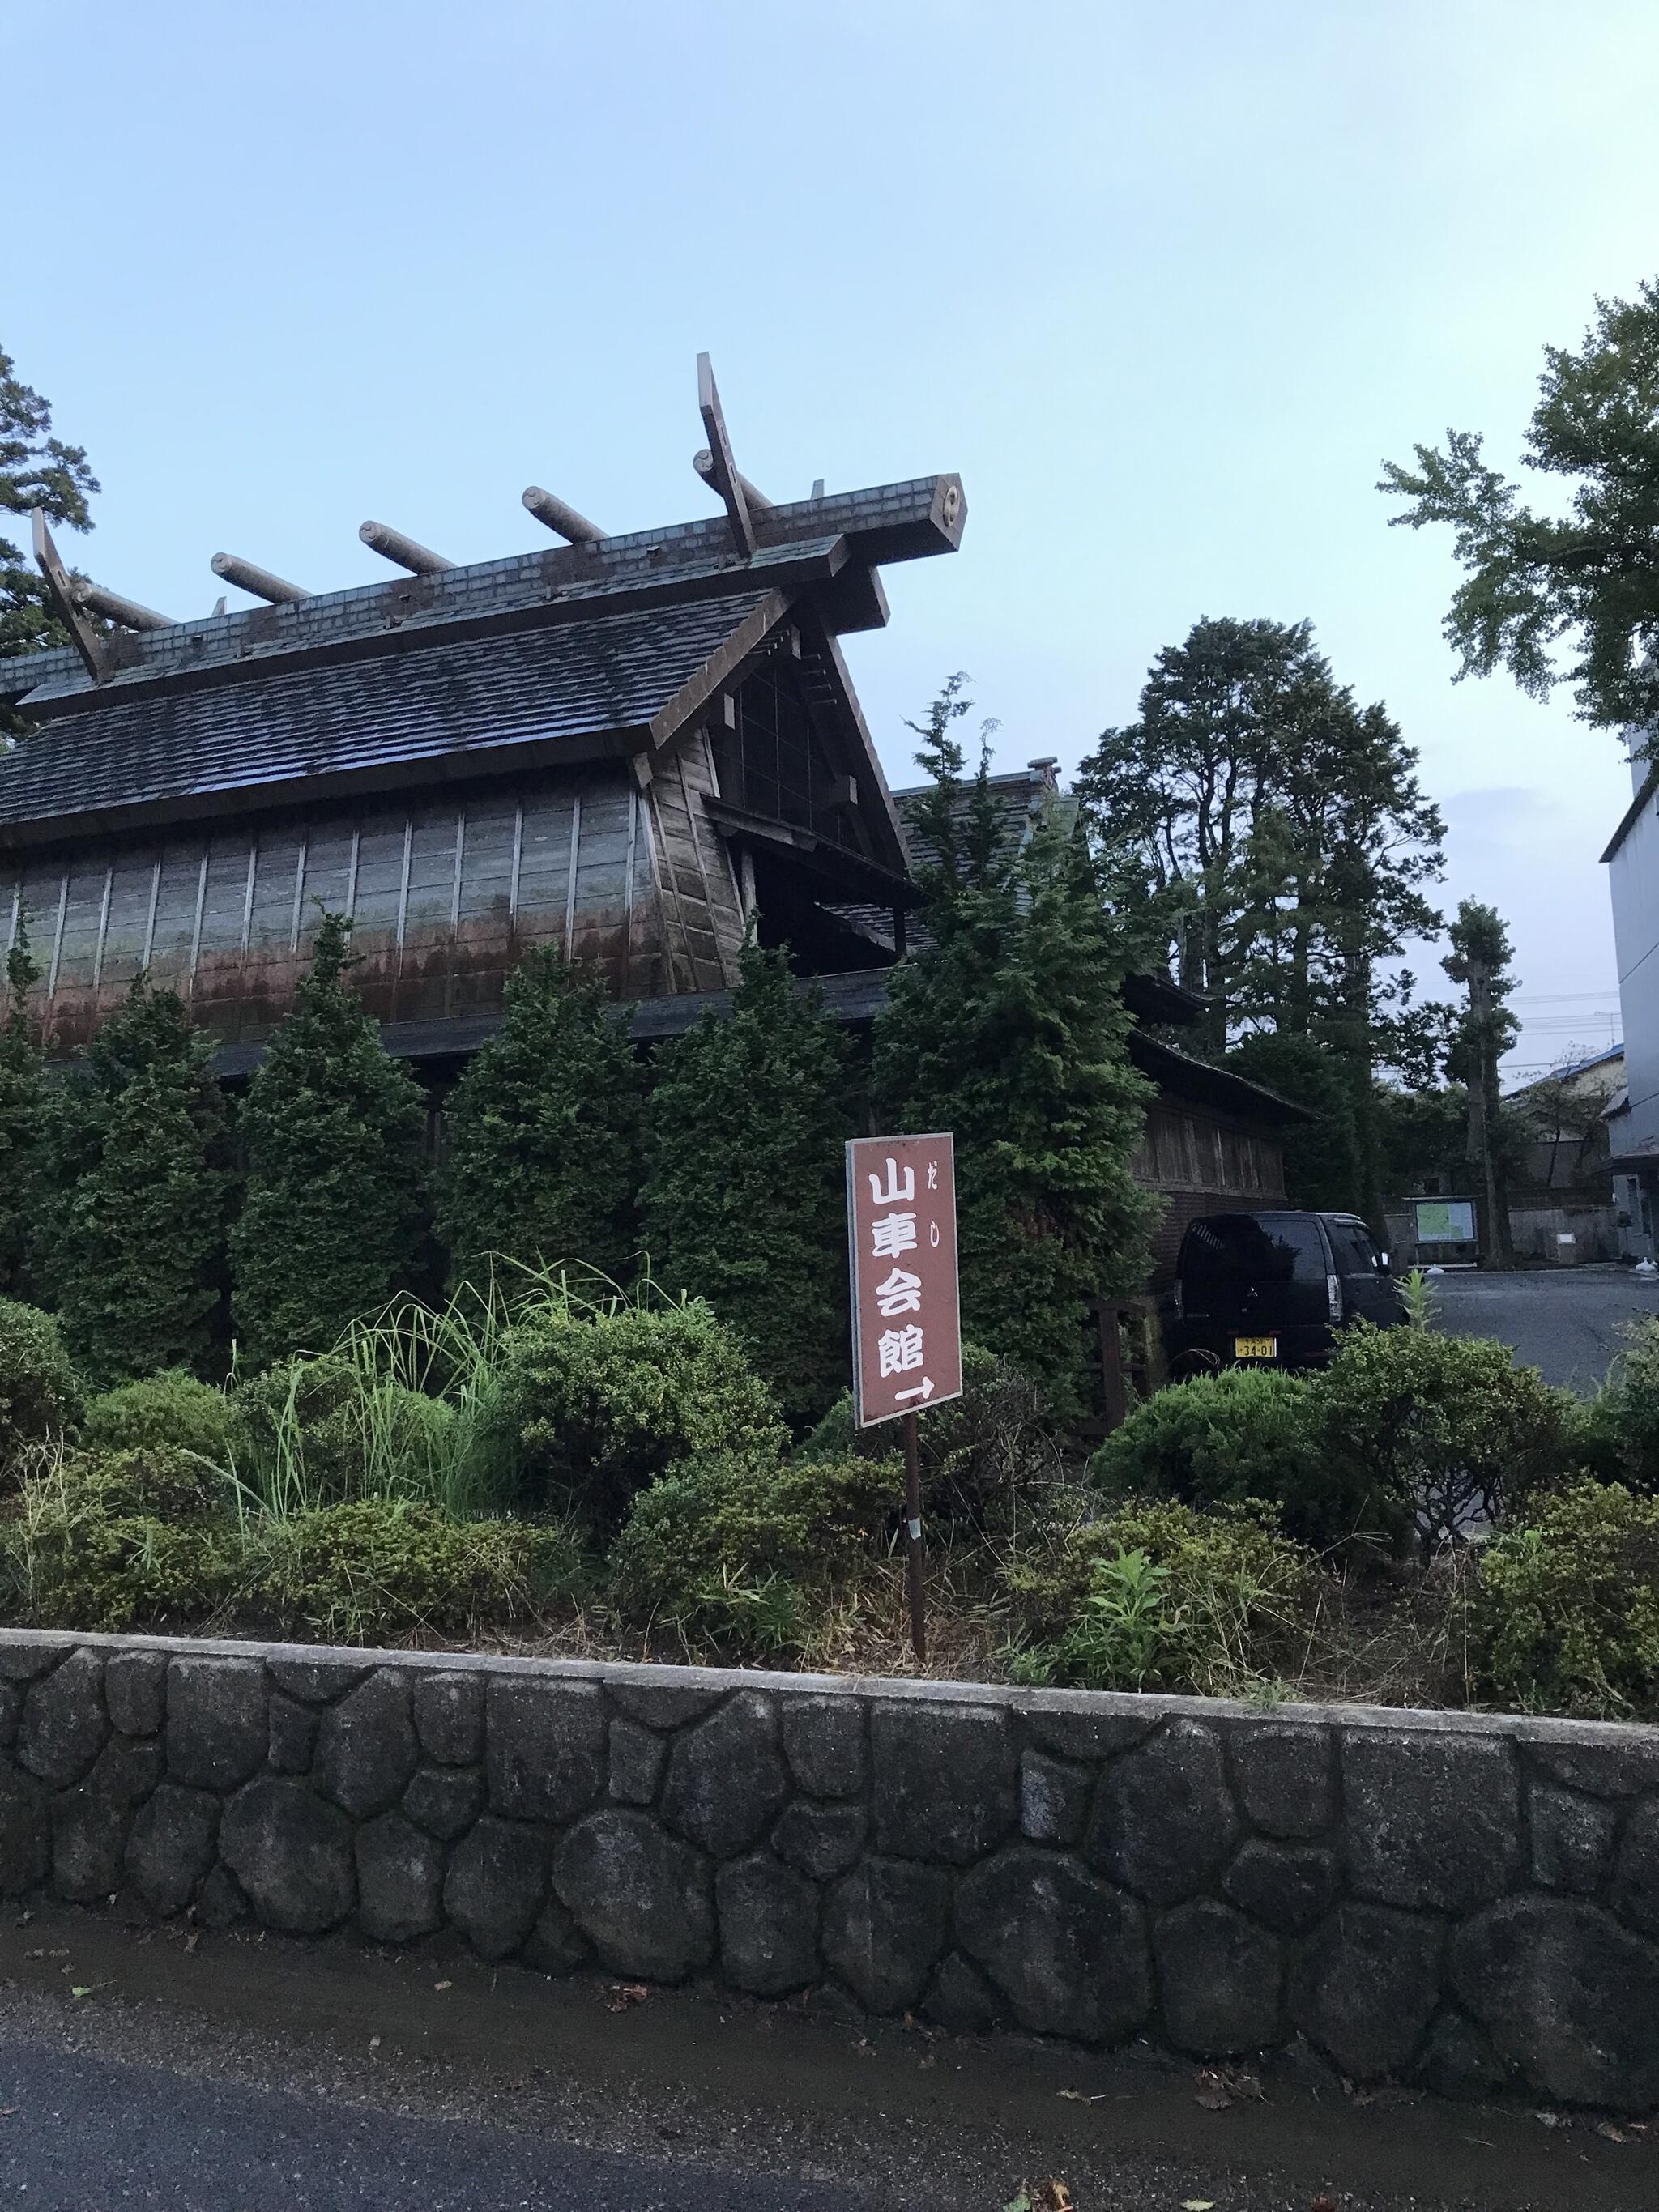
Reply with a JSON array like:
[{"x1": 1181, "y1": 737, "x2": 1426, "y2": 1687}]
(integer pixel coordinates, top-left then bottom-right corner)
[{"x1": 1431, "y1": 1264, "x2": 1659, "y2": 1392}]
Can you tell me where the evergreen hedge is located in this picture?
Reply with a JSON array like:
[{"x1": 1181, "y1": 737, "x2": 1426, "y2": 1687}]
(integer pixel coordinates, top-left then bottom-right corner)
[
  {"x1": 39, "y1": 978, "x2": 231, "y2": 1386},
  {"x1": 872, "y1": 701, "x2": 1156, "y2": 1417},
  {"x1": 231, "y1": 913, "x2": 428, "y2": 1366},
  {"x1": 642, "y1": 940, "x2": 852, "y2": 1428},
  {"x1": 435, "y1": 948, "x2": 642, "y2": 1290}
]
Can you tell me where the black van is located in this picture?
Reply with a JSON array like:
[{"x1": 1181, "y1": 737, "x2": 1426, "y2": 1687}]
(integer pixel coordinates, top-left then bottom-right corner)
[{"x1": 1162, "y1": 1209, "x2": 1402, "y2": 1375}]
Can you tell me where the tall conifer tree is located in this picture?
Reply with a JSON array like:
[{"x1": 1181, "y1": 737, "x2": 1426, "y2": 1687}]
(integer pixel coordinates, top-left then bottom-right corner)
[
  {"x1": 42, "y1": 978, "x2": 230, "y2": 1383},
  {"x1": 232, "y1": 914, "x2": 429, "y2": 1363},
  {"x1": 642, "y1": 939, "x2": 851, "y2": 1430},
  {"x1": 1444, "y1": 900, "x2": 1520, "y2": 1268},
  {"x1": 874, "y1": 681, "x2": 1156, "y2": 1417},
  {"x1": 436, "y1": 948, "x2": 642, "y2": 1289}
]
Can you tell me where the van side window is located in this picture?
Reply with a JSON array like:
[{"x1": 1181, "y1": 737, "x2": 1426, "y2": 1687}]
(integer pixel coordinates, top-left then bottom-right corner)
[{"x1": 1326, "y1": 1221, "x2": 1379, "y2": 1274}]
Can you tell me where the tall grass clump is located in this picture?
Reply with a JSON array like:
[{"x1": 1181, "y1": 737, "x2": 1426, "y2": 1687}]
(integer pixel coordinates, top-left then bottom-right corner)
[{"x1": 227, "y1": 1259, "x2": 676, "y2": 1525}]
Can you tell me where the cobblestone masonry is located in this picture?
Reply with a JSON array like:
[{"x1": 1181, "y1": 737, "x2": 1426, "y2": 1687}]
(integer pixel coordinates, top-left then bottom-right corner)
[{"x1": 4, "y1": 1630, "x2": 1659, "y2": 2111}]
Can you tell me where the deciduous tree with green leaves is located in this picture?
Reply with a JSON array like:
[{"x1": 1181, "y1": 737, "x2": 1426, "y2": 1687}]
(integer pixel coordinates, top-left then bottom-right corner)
[
  {"x1": 642, "y1": 937, "x2": 851, "y2": 1430},
  {"x1": 2, "y1": 345, "x2": 100, "y2": 732},
  {"x1": 874, "y1": 679, "x2": 1156, "y2": 1419},
  {"x1": 39, "y1": 978, "x2": 231, "y2": 1384},
  {"x1": 231, "y1": 913, "x2": 429, "y2": 1365},
  {"x1": 1380, "y1": 277, "x2": 1659, "y2": 733},
  {"x1": 436, "y1": 948, "x2": 642, "y2": 1291},
  {"x1": 0, "y1": 918, "x2": 47, "y2": 1296}
]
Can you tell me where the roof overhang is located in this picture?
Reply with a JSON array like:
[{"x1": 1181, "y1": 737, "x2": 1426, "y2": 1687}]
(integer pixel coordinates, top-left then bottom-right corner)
[
  {"x1": 1122, "y1": 970, "x2": 1206, "y2": 1026},
  {"x1": 702, "y1": 799, "x2": 920, "y2": 909},
  {"x1": 1127, "y1": 1031, "x2": 1317, "y2": 1126}
]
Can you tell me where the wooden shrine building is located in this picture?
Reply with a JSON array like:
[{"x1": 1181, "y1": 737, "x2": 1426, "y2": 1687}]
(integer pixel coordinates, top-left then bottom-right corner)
[
  {"x1": 0, "y1": 357, "x2": 1301, "y2": 1283},
  {"x1": 1, "y1": 361, "x2": 947, "y2": 1049}
]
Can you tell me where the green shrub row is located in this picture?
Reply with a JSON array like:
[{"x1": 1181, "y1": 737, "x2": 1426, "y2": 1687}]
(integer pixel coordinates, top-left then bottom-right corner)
[
  {"x1": 8, "y1": 1272, "x2": 1659, "y2": 1723},
  {"x1": 1089, "y1": 1323, "x2": 1582, "y2": 1554}
]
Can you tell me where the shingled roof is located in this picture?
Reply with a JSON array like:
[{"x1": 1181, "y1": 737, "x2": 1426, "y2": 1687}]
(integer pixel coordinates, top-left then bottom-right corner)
[
  {"x1": 0, "y1": 436, "x2": 965, "y2": 876},
  {"x1": 0, "y1": 587, "x2": 781, "y2": 847}
]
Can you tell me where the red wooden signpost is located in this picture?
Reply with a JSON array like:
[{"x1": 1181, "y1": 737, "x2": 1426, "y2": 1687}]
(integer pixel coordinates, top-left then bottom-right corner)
[{"x1": 845, "y1": 1132, "x2": 962, "y2": 1660}]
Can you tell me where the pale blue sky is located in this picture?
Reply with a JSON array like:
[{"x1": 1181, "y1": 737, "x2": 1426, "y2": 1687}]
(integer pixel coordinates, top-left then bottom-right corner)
[{"x1": 6, "y1": 1, "x2": 1658, "y2": 1073}]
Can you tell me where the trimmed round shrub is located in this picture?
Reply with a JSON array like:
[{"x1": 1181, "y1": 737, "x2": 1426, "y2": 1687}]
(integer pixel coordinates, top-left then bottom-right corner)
[
  {"x1": 66, "y1": 1443, "x2": 228, "y2": 1521},
  {"x1": 1473, "y1": 1481, "x2": 1659, "y2": 1720},
  {"x1": 610, "y1": 1446, "x2": 899, "y2": 1647},
  {"x1": 82, "y1": 1369, "x2": 237, "y2": 1466},
  {"x1": 249, "y1": 1499, "x2": 579, "y2": 1643},
  {"x1": 490, "y1": 1298, "x2": 786, "y2": 1532},
  {"x1": 0, "y1": 1298, "x2": 83, "y2": 1471},
  {"x1": 1085, "y1": 1366, "x2": 1388, "y2": 1554},
  {"x1": 796, "y1": 1343, "x2": 1052, "y2": 1528},
  {"x1": 1004, "y1": 1497, "x2": 1321, "y2": 1696},
  {"x1": 1318, "y1": 1323, "x2": 1578, "y2": 1549},
  {"x1": 2, "y1": 1448, "x2": 233, "y2": 1632}
]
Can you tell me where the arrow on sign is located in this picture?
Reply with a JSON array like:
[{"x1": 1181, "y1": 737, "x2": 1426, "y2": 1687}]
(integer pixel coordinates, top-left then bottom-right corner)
[{"x1": 894, "y1": 1377, "x2": 935, "y2": 1404}]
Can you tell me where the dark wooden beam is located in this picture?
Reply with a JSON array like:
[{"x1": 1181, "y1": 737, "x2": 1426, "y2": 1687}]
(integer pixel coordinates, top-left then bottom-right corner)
[
  {"x1": 696, "y1": 352, "x2": 755, "y2": 558},
  {"x1": 31, "y1": 509, "x2": 109, "y2": 683}
]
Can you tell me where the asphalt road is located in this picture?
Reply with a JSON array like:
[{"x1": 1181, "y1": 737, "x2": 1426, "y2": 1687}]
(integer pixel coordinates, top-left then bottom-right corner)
[
  {"x1": 1431, "y1": 1264, "x2": 1659, "y2": 1392},
  {"x1": 1, "y1": 1905, "x2": 1653, "y2": 2212},
  {"x1": 0, "y1": 2038, "x2": 864, "y2": 2211}
]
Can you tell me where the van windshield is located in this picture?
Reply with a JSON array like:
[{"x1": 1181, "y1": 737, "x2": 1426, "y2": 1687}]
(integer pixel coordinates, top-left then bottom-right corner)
[{"x1": 1181, "y1": 1217, "x2": 1326, "y2": 1287}]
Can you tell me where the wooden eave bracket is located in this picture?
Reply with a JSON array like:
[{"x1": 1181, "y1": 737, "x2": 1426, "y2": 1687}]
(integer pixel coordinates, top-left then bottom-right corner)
[
  {"x1": 697, "y1": 353, "x2": 757, "y2": 559},
  {"x1": 32, "y1": 509, "x2": 109, "y2": 684}
]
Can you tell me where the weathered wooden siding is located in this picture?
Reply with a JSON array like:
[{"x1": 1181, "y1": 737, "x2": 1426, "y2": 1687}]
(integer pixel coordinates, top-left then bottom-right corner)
[
  {"x1": 1132, "y1": 1102, "x2": 1284, "y2": 1199},
  {"x1": 1132, "y1": 1098, "x2": 1290, "y2": 1289},
  {"x1": 643, "y1": 729, "x2": 747, "y2": 994},
  {"x1": 2, "y1": 767, "x2": 667, "y2": 1049}
]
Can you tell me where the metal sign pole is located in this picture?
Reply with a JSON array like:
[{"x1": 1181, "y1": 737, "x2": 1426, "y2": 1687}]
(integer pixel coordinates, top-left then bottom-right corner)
[{"x1": 903, "y1": 1410, "x2": 926, "y2": 1664}]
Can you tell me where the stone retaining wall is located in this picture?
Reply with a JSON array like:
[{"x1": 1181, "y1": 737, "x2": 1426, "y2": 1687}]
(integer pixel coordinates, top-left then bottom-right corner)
[{"x1": 2, "y1": 1630, "x2": 1658, "y2": 2111}]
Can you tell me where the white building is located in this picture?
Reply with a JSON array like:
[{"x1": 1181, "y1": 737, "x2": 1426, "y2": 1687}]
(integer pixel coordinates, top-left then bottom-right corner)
[{"x1": 1601, "y1": 749, "x2": 1659, "y2": 1256}]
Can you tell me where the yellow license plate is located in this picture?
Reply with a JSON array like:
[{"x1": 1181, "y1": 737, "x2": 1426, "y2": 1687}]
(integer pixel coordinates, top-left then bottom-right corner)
[{"x1": 1234, "y1": 1335, "x2": 1278, "y2": 1360}]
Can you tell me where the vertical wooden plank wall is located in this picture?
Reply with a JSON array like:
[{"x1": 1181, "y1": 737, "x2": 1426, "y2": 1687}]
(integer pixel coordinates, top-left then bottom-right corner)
[{"x1": 0, "y1": 765, "x2": 664, "y2": 1049}]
